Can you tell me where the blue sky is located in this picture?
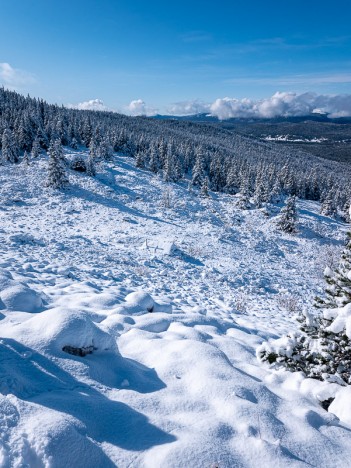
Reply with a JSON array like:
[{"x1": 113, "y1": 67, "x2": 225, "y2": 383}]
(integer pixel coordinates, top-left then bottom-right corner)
[{"x1": 1, "y1": 0, "x2": 351, "y2": 115}]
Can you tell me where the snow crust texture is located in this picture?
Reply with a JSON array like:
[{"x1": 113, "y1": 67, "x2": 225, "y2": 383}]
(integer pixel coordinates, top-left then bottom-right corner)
[{"x1": 0, "y1": 151, "x2": 350, "y2": 467}]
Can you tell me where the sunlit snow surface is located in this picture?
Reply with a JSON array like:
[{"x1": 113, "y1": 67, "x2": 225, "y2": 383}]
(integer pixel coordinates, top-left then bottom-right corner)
[{"x1": 0, "y1": 151, "x2": 350, "y2": 467}]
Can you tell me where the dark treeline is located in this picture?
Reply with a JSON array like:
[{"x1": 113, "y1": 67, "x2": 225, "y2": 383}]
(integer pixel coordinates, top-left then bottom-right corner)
[{"x1": 0, "y1": 87, "x2": 350, "y2": 218}]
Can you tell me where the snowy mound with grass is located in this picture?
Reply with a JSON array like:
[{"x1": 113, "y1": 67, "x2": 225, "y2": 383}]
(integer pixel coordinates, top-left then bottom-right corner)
[{"x1": 0, "y1": 148, "x2": 351, "y2": 467}]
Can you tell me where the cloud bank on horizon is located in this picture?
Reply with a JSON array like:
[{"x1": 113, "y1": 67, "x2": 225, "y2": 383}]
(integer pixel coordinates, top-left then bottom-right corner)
[
  {"x1": 167, "y1": 92, "x2": 351, "y2": 119},
  {"x1": 69, "y1": 92, "x2": 351, "y2": 120}
]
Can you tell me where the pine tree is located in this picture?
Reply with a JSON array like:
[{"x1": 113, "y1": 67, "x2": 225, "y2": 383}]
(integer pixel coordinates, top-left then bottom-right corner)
[
  {"x1": 149, "y1": 143, "x2": 159, "y2": 174},
  {"x1": 31, "y1": 137, "x2": 41, "y2": 158},
  {"x1": 200, "y1": 177, "x2": 210, "y2": 197},
  {"x1": 315, "y1": 232, "x2": 351, "y2": 309},
  {"x1": 135, "y1": 150, "x2": 146, "y2": 169},
  {"x1": 237, "y1": 173, "x2": 251, "y2": 209},
  {"x1": 253, "y1": 177, "x2": 265, "y2": 208},
  {"x1": 86, "y1": 153, "x2": 96, "y2": 177},
  {"x1": 46, "y1": 139, "x2": 69, "y2": 189},
  {"x1": 191, "y1": 147, "x2": 206, "y2": 187},
  {"x1": 71, "y1": 137, "x2": 78, "y2": 150},
  {"x1": 23, "y1": 150, "x2": 30, "y2": 165},
  {"x1": 86, "y1": 140, "x2": 97, "y2": 176},
  {"x1": 98, "y1": 137, "x2": 113, "y2": 160},
  {"x1": 270, "y1": 179, "x2": 283, "y2": 203},
  {"x1": 277, "y1": 195, "x2": 298, "y2": 233},
  {"x1": 1, "y1": 128, "x2": 19, "y2": 163},
  {"x1": 163, "y1": 143, "x2": 176, "y2": 182},
  {"x1": 258, "y1": 226, "x2": 351, "y2": 385},
  {"x1": 321, "y1": 190, "x2": 337, "y2": 218}
]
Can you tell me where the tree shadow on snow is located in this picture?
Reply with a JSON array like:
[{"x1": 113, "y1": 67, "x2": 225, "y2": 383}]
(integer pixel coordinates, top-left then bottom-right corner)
[{"x1": 0, "y1": 339, "x2": 176, "y2": 452}]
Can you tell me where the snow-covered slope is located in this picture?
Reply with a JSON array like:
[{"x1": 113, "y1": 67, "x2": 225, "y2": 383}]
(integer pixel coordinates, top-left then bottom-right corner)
[{"x1": 0, "y1": 151, "x2": 350, "y2": 467}]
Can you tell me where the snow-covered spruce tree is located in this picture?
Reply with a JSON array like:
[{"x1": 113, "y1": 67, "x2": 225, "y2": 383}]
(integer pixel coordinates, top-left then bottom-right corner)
[
  {"x1": 1, "y1": 128, "x2": 19, "y2": 163},
  {"x1": 86, "y1": 153, "x2": 96, "y2": 177},
  {"x1": 315, "y1": 231, "x2": 351, "y2": 310},
  {"x1": 200, "y1": 176, "x2": 210, "y2": 197},
  {"x1": 46, "y1": 139, "x2": 69, "y2": 189},
  {"x1": 71, "y1": 137, "x2": 78, "y2": 150},
  {"x1": 270, "y1": 179, "x2": 283, "y2": 203},
  {"x1": 237, "y1": 174, "x2": 251, "y2": 209},
  {"x1": 164, "y1": 143, "x2": 177, "y2": 182},
  {"x1": 257, "y1": 223, "x2": 351, "y2": 385},
  {"x1": 98, "y1": 137, "x2": 113, "y2": 160},
  {"x1": 320, "y1": 190, "x2": 337, "y2": 218},
  {"x1": 149, "y1": 142, "x2": 160, "y2": 174},
  {"x1": 135, "y1": 150, "x2": 146, "y2": 169},
  {"x1": 191, "y1": 147, "x2": 206, "y2": 187},
  {"x1": 31, "y1": 137, "x2": 41, "y2": 158},
  {"x1": 23, "y1": 150, "x2": 30, "y2": 165},
  {"x1": 277, "y1": 195, "x2": 298, "y2": 233},
  {"x1": 85, "y1": 139, "x2": 97, "y2": 176},
  {"x1": 253, "y1": 177, "x2": 266, "y2": 208}
]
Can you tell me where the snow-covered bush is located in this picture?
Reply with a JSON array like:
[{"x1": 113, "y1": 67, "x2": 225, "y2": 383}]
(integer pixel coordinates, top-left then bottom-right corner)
[
  {"x1": 70, "y1": 155, "x2": 87, "y2": 172},
  {"x1": 276, "y1": 292, "x2": 302, "y2": 314},
  {"x1": 257, "y1": 228, "x2": 351, "y2": 385}
]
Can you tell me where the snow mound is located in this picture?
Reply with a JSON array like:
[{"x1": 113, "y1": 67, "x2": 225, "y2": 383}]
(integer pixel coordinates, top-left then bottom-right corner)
[
  {"x1": 5, "y1": 309, "x2": 118, "y2": 356},
  {"x1": 0, "y1": 269, "x2": 42, "y2": 312},
  {"x1": 115, "y1": 290, "x2": 173, "y2": 315},
  {"x1": 125, "y1": 291, "x2": 155, "y2": 311},
  {"x1": 329, "y1": 386, "x2": 351, "y2": 427}
]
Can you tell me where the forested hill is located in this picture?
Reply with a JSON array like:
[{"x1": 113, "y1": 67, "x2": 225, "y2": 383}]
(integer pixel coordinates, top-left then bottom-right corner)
[{"x1": 0, "y1": 87, "x2": 350, "y2": 218}]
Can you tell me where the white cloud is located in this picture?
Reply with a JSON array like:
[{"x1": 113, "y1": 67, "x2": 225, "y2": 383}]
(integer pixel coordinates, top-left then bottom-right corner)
[
  {"x1": 68, "y1": 99, "x2": 109, "y2": 111},
  {"x1": 125, "y1": 99, "x2": 157, "y2": 116},
  {"x1": 208, "y1": 92, "x2": 351, "y2": 120},
  {"x1": 167, "y1": 100, "x2": 211, "y2": 116},
  {"x1": 68, "y1": 93, "x2": 351, "y2": 120},
  {"x1": 0, "y1": 62, "x2": 36, "y2": 88}
]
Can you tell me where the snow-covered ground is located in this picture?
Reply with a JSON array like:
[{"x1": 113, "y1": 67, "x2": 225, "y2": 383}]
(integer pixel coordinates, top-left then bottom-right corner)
[{"x1": 0, "y1": 150, "x2": 350, "y2": 467}]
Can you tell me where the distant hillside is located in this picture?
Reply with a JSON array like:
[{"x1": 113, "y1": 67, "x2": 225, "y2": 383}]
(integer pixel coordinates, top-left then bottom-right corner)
[
  {"x1": 1, "y1": 88, "x2": 350, "y2": 216},
  {"x1": 154, "y1": 113, "x2": 351, "y2": 164}
]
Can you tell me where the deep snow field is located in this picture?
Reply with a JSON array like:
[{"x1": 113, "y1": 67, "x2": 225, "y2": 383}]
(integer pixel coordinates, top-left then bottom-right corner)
[{"x1": 0, "y1": 150, "x2": 350, "y2": 467}]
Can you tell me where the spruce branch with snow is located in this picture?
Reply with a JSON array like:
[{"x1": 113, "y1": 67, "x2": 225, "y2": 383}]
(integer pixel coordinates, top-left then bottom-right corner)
[{"x1": 257, "y1": 228, "x2": 351, "y2": 385}]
